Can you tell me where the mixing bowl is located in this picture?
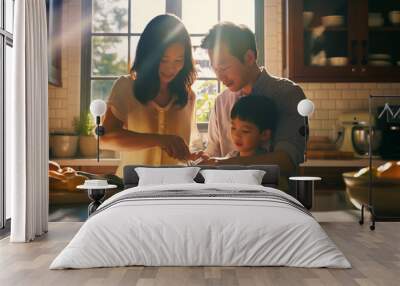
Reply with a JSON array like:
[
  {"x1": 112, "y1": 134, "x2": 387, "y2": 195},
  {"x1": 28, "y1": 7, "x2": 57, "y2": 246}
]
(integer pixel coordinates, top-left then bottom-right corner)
[
  {"x1": 351, "y1": 126, "x2": 382, "y2": 156},
  {"x1": 343, "y1": 171, "x2": 400, "y2": 216}
]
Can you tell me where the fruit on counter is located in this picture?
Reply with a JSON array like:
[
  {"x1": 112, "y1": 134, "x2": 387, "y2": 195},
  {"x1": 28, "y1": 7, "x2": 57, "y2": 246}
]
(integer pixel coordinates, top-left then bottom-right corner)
[
  {"x1": 353, "y1": 161, "x2": 400, "y2": 180},
  {"x1": 377, "y1": 161, "x2": 400, "y2": 180},
  {"x1": 353, "y1": 166, "x2": 378, "y2": 178}
]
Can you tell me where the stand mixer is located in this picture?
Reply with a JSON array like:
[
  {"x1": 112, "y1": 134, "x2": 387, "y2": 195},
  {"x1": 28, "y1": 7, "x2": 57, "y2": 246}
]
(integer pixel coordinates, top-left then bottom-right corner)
[{"x1": 336, "y1": 112, "x2": 381, "y2": 157}]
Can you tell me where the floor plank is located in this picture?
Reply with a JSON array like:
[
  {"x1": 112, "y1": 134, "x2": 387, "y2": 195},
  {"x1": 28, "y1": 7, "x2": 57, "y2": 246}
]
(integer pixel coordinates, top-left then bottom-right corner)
[{"x1": 1, "y1": 220, "x2": 400, "y2": 286}]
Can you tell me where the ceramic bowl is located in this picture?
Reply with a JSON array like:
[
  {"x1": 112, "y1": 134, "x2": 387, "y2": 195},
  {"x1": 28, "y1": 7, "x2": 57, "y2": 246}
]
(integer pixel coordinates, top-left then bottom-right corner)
[
  {"x1": 321, "y1": 15, "x2": 344, "y2": 27},
  {"x1": 303, "y1": 11, "x2": 314, "y2": 28},
  {"x1": 389, "y1": 11, "x2": 400, "y2": 25},
  {"x1": 343, "y1": 171, "x2": 400, "y2": 216},
  {"x1": 329, "y1": 57, "x2": 348, "y2": 66},
  {"x1": 51, "y1": 135, "x2": 78, "y2": 158}
]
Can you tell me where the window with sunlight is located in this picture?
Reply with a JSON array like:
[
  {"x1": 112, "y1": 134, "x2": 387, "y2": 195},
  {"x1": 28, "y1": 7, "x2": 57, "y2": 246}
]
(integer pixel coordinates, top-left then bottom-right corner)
[
  {"x1": 84, "y1": 0, "x2": 260, "y2": 124},
  {"x1": 1, "y1": 0, "x2": 15, "y2": 228}
]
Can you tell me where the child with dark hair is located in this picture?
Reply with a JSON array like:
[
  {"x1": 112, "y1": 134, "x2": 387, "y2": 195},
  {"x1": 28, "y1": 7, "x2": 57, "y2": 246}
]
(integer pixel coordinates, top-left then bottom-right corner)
[
  {"x1": 228, "y1": 95, "x2": 277, "y2": 158},
  {"x1": 201, "y1": 21, "x2": 306, "y2": 177}
]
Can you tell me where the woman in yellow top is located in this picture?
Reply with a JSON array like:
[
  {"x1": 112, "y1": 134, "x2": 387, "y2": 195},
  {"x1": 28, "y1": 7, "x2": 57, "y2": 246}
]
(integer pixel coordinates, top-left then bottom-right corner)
[{"x1": 101, "y1": 14, "x2": 202, "y2": 177}]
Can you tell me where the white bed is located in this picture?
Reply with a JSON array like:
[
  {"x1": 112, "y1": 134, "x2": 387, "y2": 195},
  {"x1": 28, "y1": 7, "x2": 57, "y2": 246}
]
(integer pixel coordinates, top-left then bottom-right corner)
[{"x1": 50, "y1": 182, "x2": 351, "y2": 269}]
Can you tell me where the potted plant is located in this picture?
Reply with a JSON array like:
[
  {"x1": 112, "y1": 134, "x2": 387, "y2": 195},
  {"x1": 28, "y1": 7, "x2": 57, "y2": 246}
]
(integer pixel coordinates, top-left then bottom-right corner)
[
  {"x1": 50, "y1": 130, "x2": 79, "y2": 158},
  {"x1": 74, "y1": 112, "x2": 97, "y2": 158}
]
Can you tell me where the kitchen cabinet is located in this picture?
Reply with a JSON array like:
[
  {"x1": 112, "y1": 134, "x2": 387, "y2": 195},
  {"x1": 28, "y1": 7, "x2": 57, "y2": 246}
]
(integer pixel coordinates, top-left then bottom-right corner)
[{"x1": 284, "y1": 0, "x2": 400, "y2": 82}]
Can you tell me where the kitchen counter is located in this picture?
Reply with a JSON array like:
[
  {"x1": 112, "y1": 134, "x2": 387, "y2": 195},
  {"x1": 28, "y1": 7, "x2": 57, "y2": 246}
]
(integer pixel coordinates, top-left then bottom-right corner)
[
  {"x1": 51, "y1": 158, "x2": 120, "y2": 166},
  {"x1": 52, "y1": 158, "x2": 388, "y2": 168},
  {"x1": 300, "y1": 158, "x2": 386, "y2": 168}
]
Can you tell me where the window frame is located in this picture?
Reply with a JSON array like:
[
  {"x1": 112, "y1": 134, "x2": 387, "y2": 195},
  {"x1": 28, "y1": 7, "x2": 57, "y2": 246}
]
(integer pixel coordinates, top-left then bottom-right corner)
[
  {"x1": 1, "y1": 0, "x2": 14, "y2": 230},
  {"x1": 80, "y1": 0, "x2": 264, "y2": 127}
]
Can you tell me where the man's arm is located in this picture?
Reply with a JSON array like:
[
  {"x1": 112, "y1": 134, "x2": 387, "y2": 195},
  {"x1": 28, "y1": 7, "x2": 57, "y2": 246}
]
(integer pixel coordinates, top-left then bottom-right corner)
[
  {"x1": 204, "y1": 102, "x2": 221, "y2": 157},
  {"x1": 271, "y1": 85, "x2": 306, "y2": 169},
  {"x1": 214, "y1": 150, "x2": 295, "y2": 176}
]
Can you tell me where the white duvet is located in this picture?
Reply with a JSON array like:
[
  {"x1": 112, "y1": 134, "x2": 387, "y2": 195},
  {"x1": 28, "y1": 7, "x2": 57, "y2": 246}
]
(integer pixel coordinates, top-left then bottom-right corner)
[{"x1": 50, "y1": 183, "x2": 351, "y2": 269}]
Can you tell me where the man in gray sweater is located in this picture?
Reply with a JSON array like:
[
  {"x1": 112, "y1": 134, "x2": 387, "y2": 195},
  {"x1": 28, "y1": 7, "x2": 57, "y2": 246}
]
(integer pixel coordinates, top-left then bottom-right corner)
[{"x1": 200, "y1": 22, "x2": 306, "y2": 177}]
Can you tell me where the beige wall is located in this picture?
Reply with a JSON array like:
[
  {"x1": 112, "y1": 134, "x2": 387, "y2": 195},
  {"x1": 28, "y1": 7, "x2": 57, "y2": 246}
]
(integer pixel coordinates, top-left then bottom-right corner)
[
  {"x1": 48, "y1": 0, "x2": 81, "y2": 132},
  {"x1": 264, "y1": 0, "x2": 400, "y2": 140},
  {"x1": 49, "y1": 0, "x2": 400, "y2": 141}
]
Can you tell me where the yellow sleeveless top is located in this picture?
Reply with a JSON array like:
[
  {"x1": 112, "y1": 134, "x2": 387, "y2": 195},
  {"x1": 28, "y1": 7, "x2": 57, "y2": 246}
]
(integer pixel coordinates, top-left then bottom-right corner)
[{"x1": 107, "y1": 75, "x2": 197, "y2": 177}]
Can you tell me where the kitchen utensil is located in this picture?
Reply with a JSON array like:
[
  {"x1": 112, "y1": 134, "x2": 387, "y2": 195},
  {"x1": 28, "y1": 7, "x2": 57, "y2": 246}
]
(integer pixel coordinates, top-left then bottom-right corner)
[
  {"x1": 351, "y1": 126, "x2": 382, "y2": 156},
  {"x1": 337, "y1": 112, "x2": 371, "y2": 153}
]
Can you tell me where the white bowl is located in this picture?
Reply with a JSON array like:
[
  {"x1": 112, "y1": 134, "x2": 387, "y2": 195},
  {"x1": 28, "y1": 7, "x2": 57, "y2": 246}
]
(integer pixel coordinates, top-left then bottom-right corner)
[
  {"x1": 321, "y1": 15, "x2": 344, "y2": 27},
  {"x1": 369, "y1": 53, "x2": 391, "y2": 60},
  {"x1": 389, "y1": 11, "x2": 400, "y2": 25},
  {"x1": 329, "y1": 57, "x2": 348, "y2": 66},
  {"x1": 84, "y1": 179, "x2": 108, "y2": 187},
  {"x1": 369, "y1": 60, "x2": 391, "y2": 66},
  {"x1": 303, "y1": 11, "x2": 314, "y2": 28}
]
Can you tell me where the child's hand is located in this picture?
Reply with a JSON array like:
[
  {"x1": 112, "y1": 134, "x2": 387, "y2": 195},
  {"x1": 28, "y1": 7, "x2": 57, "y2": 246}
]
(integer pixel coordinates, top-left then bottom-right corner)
[
  {"x1": 197, "y1": 157, "x2": 222, "y2": 166},
  {"x1": 187, "y1": 151, "x2": 209, "y2": 166},
  {"x1": 188, "y1": 151, "x2": 209, "y2": 161}
]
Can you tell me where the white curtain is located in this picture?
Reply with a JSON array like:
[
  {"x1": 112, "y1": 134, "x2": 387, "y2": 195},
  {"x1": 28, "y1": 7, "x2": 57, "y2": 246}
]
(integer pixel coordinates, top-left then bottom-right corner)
[{"x1": 8, "y1": 0, "x2": 49, "y2": 242}]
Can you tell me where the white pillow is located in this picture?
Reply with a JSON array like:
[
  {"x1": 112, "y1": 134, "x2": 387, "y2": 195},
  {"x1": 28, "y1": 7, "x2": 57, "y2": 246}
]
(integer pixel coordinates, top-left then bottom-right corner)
[
  {"x1": 200, "y1": 169, "x2": 266, "y2": 185},
  {"x1": 135, "y1": 167, "x2": 200, "y2": 186}
]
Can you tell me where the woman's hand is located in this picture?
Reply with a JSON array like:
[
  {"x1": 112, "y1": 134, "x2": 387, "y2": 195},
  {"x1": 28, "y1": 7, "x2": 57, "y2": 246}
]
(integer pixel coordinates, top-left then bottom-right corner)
[
  {"x1": 197, "y1": 157, "x2": 220, "y2": 166},
  {"x1": 158, "y1": 134, "x2": 190, "y2": 161},
  {"x1": 188, "y1": 151, "x2": 209, "y2": 161}
]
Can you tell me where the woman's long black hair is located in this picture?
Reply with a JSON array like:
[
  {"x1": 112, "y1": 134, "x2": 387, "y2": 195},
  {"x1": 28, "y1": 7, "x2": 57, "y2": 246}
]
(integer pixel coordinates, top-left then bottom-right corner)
[{"x1": 131, "y1": 14, "x2": 196, "y2": 107}]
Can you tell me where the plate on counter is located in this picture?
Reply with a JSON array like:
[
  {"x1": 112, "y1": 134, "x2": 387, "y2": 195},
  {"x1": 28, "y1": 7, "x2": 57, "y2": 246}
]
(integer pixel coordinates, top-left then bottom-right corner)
[
  {"x1": 368, "y1": 53, "x2": 391, "y2": 60},
  {"x1": 369, "y1": 60, "x2": 392, "y2": 66}
]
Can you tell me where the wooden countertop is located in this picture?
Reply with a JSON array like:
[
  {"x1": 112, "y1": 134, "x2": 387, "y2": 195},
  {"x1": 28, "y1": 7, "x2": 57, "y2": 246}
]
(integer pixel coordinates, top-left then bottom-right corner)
[
  {"x1": 51, "y1": 158, "x2": 120, "y2": 166},
  {"x1": 52, "y1": 158, "x2": 388, "y2": 168},
  {"x1": 300, "y1": 159, "x2": 386, "y2": 167}
]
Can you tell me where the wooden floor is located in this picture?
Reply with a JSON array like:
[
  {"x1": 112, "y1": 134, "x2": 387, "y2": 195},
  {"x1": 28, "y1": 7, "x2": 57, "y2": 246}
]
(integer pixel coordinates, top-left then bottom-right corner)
[{"x1": 1, "y1": 219, "x2": 400, "y2": 286}]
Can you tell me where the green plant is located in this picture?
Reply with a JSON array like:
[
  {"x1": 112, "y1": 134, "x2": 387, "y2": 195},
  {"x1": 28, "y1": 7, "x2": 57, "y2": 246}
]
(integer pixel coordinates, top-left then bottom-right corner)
[{"x1": 74, "y1": 112, "x2": 95, "y2": 136}]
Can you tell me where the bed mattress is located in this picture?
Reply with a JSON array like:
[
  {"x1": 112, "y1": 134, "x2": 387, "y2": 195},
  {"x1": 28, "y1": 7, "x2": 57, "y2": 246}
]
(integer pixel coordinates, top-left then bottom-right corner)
[{"x1": 50, "y1": 183, "x2": 351, "y2": 269}]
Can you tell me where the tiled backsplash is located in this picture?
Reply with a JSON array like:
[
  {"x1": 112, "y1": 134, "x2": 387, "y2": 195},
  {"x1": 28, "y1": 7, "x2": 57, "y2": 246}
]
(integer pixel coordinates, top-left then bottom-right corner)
[
  {"x1": 48, "y1": 0, "x2": 400, "y2": 142},
  {"x1": 48, "y1": 0, "x2": 81, "y2": 132}
]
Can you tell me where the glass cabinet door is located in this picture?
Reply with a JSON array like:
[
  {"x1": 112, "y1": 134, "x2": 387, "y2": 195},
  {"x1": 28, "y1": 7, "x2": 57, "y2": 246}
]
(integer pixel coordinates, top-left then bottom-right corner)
[
  {"x1": 303, "y1": 0, "x2": 349, "y2": 68},
  {"x1": 367, "y1": 0, "x2": 400, "y2": 68},
  {"x1": 289, "y1": 0, "x2": 357, "y2": 81}
]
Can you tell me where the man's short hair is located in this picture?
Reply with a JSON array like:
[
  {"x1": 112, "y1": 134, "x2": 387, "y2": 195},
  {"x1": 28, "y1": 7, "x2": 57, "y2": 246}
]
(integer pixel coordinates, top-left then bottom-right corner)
[
  {"x1": 230, "y1": 95, "x2": 277, "y2": 133},
  {"x1": 201, "y1": 22, "x2": 257, "y2": 62}
]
